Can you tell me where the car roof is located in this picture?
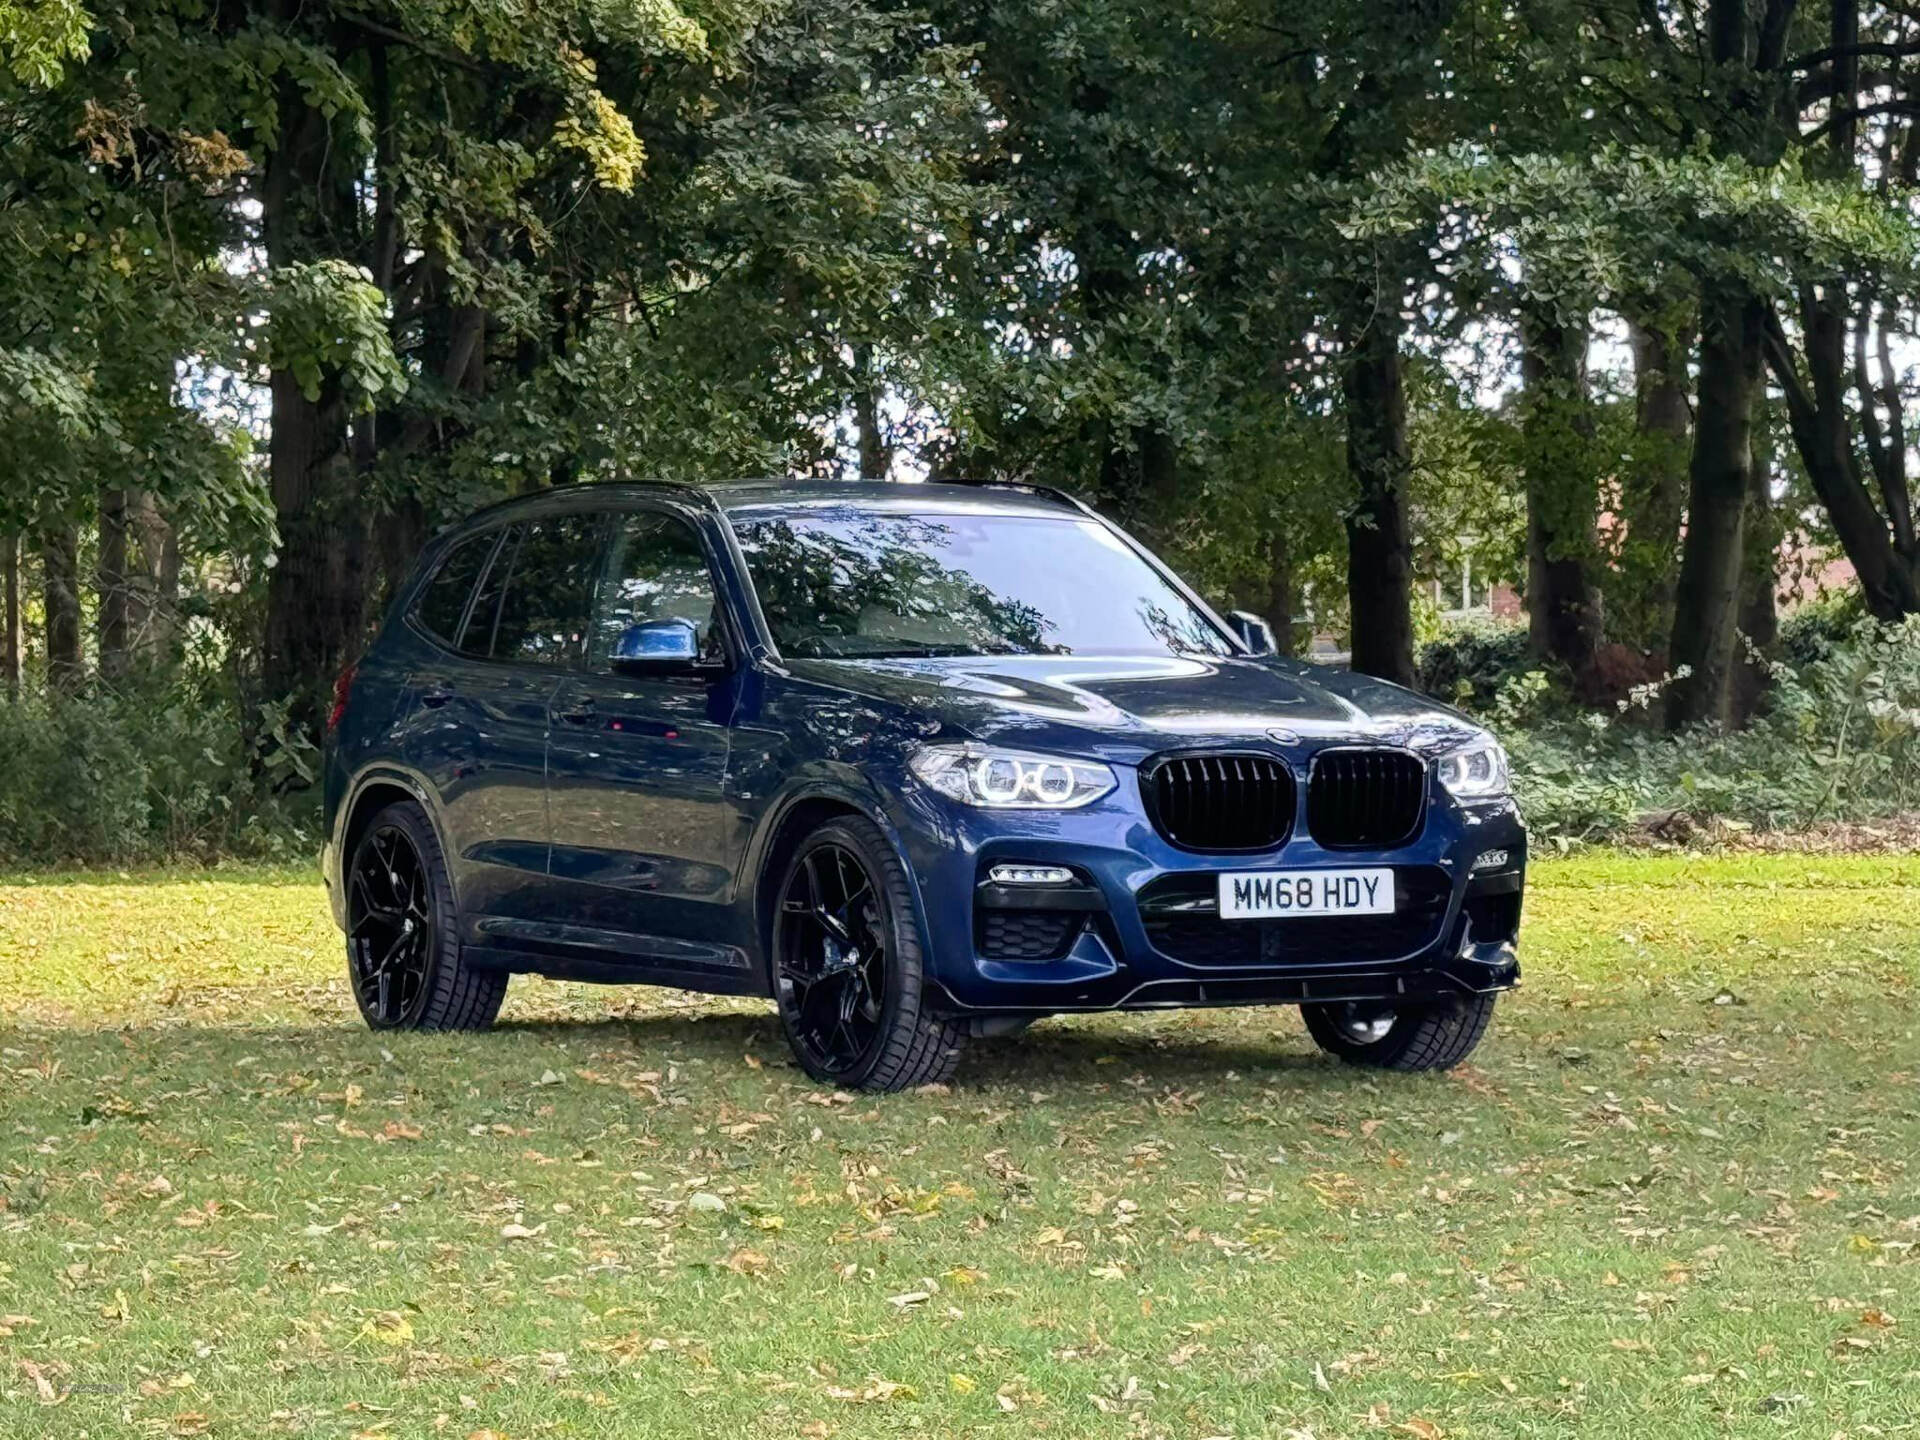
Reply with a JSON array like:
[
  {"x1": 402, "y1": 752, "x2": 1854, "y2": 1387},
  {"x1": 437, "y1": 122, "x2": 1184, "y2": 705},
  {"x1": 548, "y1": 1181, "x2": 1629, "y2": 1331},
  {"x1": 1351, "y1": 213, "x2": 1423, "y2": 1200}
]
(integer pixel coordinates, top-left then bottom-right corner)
[
  {"x1": 705, "y1": 477, "x2": 1082, "y2": 518},
  {"x1": 440, "y1": 478, "x2": 1086, "y2": 533}
]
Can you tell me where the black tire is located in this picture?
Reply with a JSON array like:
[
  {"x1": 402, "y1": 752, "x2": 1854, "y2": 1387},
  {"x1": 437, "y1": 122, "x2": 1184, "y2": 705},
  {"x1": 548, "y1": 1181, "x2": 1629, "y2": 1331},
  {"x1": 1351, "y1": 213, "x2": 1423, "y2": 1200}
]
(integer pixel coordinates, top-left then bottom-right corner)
[
  {"x1": 769, "y1": 816, "x2": 966, "y2": 1091},
  {"x1": 344, "y1": 800, "x2": 506, "y2": 1032},
  {"x1": 1301, "y1": 993, "x2": 1496, "y2": 1071}
]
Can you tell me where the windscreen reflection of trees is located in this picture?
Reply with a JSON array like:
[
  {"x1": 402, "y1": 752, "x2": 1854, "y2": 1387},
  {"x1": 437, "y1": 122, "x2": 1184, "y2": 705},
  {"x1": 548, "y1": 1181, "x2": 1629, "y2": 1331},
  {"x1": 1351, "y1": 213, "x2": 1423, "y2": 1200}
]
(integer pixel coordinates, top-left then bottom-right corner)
[
  {"x1": 738, "y1": 517, "x2": 1050, "y2": 657},
  {"x1": 733, "y1": 515, "x2": 1225, "y2": 659}
]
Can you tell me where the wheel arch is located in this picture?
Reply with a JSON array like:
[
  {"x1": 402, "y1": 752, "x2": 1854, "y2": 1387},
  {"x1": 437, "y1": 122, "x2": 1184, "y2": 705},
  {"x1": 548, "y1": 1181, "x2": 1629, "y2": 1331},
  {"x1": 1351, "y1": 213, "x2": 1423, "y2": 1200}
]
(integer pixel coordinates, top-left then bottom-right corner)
[
  {"x1": 330, "y1": 767, "x2": 448, "y2": 926},
  {"x1": 746, "y1": 784, "x2": 925, "y2": 992}
]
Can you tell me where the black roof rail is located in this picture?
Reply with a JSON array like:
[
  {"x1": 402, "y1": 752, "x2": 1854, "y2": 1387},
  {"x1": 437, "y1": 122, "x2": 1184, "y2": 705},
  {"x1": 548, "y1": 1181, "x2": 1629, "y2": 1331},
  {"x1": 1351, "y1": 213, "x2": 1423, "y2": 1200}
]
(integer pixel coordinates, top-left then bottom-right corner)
[{"x1": 427, "y1": 477, "x2": 723, "y2": 537}]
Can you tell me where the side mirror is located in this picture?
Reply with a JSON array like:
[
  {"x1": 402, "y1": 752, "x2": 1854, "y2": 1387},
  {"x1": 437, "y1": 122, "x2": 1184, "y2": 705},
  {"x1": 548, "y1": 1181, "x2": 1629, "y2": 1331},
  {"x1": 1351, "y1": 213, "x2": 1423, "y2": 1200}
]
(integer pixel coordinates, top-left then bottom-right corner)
[
  {"x1": 1226, "y1": 610, "x2": 1278, "y2": 657},
  {"x1": 612, "y1": 618, "x2": 703, "y2": 675}
]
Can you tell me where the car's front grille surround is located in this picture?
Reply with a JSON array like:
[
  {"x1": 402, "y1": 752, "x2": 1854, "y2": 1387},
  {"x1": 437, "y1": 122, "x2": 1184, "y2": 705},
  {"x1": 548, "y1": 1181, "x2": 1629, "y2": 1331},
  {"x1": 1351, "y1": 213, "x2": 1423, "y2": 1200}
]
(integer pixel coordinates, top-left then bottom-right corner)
[
  {"x1": 1137, "y1": 866, "x2": 1452, "y2": 967},
  {"x1": 1141, "y1": 751, "x2": 1297, "y2": 852},
  {"x1": 1306, "y1": 748, "x2": 1428, "y2": 849}
]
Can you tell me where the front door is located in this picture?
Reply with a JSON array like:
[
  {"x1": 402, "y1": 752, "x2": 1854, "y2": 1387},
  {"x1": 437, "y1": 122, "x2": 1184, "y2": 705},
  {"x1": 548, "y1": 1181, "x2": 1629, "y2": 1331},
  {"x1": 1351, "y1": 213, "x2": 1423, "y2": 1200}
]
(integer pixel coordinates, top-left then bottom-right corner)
[{"x1": 545, "y1": 509, "x2": 746, "y2": 978}]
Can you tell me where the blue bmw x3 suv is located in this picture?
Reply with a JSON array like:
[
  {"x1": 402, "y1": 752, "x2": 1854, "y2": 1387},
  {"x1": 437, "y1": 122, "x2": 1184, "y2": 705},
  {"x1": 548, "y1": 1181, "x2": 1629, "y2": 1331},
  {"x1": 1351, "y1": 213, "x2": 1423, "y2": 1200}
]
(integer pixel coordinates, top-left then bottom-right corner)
[{"x1": 323, "y1": 478, "x2": 1524, "y2": 1089}]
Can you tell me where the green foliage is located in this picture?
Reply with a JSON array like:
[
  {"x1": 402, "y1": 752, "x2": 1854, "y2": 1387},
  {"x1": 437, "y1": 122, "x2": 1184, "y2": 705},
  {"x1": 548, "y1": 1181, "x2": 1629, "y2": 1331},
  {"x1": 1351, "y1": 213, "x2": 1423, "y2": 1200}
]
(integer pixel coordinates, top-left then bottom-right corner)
[
  {"x1": 1417, "y1": 617, "x2": 1532, "y2": 713},
  {"x1": 0, "y1": 677, "x2": 318, "y2": 865},
  {"x1": 266, "y1": 260, "x2": 407, "y2": 408},
  {"x1": 0, "y1": 0, "x2": 89, "y2": 86},
  {"x1": 1354, "y1": 145, "x2": 1920, "y2": 317},
  {"x1": 1490, "y1": 617, "x2": 1920, "y2": 844}
]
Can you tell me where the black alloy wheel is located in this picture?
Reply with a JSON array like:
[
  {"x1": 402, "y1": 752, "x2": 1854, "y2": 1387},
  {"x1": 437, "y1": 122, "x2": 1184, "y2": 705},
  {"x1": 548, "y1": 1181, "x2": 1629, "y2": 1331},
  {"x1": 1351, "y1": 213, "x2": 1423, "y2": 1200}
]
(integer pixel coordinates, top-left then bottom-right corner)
[
  {"x1": 344, "y1": 800, "x2": 506, "y2": 1031},
  {"x1": 770, "y1": 817, "x2": 965, "y2": 1090},
  {"x1": 348, "y1": 823, "x2": 436, "y2": 1025},
  {"x1": 1300, "y1": 992, "x2": 1498, "y2": 1071}
]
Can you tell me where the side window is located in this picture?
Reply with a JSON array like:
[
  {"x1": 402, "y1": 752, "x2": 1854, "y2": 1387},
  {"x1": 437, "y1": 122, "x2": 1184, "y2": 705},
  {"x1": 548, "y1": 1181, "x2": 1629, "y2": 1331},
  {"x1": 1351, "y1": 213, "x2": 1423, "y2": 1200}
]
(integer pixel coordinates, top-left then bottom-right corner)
[
  {"x1": 590, "y1": 512, "x2": 723, "y2": 668},
  {"x1": 490, "y1": 514, "x2": 606, "y2": 665},
  {"x1": 414, "y1": 531, "x2": 498, "y2": 648},
  {"x1": 458, "y1": 524, "x2": 521, "y2": 660}
]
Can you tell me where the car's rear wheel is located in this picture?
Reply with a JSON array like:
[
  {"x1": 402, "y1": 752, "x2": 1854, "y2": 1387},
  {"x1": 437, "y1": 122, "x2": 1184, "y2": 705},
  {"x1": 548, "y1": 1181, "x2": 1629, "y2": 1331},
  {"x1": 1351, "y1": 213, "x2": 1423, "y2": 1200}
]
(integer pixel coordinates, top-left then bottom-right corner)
[
  {"x1": 770, "y1": 817, "x2": 965, "y2": 1090},
  {"x1": 1301, "y1": 994, "x2": 1496, "y2": 1071},
  {"x1": 345, "y1": 800, "x2": 506, "y2": 1031}
]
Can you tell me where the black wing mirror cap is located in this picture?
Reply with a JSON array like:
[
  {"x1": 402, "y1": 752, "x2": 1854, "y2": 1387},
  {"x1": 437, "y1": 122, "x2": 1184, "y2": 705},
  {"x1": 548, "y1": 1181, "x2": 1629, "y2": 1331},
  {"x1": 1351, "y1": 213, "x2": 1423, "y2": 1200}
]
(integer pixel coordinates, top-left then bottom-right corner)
[{"x1": 610, "y1": 618, "x2": 705, "y2": 676}]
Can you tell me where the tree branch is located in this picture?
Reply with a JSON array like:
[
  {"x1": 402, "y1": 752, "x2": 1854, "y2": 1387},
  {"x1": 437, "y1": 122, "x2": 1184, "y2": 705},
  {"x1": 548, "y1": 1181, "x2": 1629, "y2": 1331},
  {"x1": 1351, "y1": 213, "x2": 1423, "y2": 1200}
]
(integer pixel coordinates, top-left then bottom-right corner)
[{"x1": 1788, "y1": 37, "x2": 1920, "y2": 68}]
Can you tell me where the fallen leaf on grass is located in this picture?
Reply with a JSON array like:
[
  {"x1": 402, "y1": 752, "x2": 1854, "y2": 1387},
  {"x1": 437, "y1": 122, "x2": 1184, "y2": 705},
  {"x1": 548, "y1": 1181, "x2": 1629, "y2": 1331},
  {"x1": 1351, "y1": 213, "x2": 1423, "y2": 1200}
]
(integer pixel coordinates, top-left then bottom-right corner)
[
  {"x1": 825, "y1": 1376, "x2": 915, "y2": 1403},
  {"x1": 725, "y1": 1248, "x2": 770, "y2": 1277},
  {"x1": 357, "y1": 1311, "x2": 414, "y2": 1346},
  {"x1": 19, "y1": 1359, "x2": 58, "y2": 1403}
]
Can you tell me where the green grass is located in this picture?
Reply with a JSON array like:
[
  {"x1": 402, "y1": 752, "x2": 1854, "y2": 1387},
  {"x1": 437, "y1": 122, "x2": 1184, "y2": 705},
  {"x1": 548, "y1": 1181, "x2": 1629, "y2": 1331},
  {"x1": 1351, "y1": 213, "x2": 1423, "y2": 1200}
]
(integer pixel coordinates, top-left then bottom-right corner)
[{"x1": 1, "y1": 855, "x2": 1915, "y2": 1438}]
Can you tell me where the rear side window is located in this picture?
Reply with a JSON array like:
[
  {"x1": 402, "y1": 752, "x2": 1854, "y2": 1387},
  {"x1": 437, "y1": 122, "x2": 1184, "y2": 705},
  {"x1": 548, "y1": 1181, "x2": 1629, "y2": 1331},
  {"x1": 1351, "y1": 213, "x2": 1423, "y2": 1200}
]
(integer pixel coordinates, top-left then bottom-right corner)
[
  {"x1": 460, "y1": 525, "x2": 520, "y2": 659},
  {"x1": 414, "y1": 531, "x2": 499, "y2": 648},
  {"x1": 490, "y1": 514, "x2": 607, "y2": 665}
]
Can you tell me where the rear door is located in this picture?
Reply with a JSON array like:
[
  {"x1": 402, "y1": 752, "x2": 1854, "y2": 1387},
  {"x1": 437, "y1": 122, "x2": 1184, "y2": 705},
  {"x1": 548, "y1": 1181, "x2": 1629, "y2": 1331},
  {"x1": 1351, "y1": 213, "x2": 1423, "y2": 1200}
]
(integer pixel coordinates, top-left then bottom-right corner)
[
  {"x1": 401, "y1": 513, "x2": 605, "y2": 938},
  {"x1": 544, "y1": 508, "x2": 747, "y2": 979}
]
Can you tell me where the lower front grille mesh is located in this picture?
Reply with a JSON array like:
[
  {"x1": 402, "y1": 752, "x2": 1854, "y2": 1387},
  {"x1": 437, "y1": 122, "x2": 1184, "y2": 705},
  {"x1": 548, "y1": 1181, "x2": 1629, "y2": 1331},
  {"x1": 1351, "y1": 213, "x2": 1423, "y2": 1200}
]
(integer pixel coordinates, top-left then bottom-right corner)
[
  {"x1": 1137, "y1": 867, "x2": 1450, "y2": 967},
  {"x1": 977, "y1": 909, "x2": 1082, "y2": 961}
]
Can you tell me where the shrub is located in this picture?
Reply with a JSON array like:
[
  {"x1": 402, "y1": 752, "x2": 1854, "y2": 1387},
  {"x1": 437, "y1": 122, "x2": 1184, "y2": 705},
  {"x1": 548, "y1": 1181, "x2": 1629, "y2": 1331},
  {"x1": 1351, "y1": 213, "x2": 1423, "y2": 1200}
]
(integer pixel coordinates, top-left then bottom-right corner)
[
  {"x1": 0, "y1": 677, "x2": 318, "y2": 867},
  {"x1": 1416, "y1": 617, "x2": 1533, "y2": 712},
  {"x1": 1498, "y1": 615, "x2": 1920, "y2": 844}
]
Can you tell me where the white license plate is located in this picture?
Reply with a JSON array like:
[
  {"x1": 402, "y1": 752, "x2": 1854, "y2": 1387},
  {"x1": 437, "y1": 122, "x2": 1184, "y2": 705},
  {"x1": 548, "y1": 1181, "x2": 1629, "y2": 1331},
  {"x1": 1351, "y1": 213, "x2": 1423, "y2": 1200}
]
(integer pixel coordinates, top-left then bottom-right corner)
[{"x1": 1218, "y1": 868, "x2": 1395, "y2": 920}]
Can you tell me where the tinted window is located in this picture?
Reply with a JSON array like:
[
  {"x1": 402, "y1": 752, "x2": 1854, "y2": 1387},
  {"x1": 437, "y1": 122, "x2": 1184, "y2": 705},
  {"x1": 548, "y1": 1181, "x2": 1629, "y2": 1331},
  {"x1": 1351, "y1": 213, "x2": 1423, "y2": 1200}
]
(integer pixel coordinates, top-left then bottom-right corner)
[
  {"x1": 415, "y1": 531, "x2": 498, "y2": 647},
  {"x1": 591, "y1": 513, "x2": 723, "y2": 667},
  {"x1": 487, "y1": 515, "x2": 605, "y2": 665},
  {"x1": 729, "y1": 506, "x2": 1231, "y2": 659}
]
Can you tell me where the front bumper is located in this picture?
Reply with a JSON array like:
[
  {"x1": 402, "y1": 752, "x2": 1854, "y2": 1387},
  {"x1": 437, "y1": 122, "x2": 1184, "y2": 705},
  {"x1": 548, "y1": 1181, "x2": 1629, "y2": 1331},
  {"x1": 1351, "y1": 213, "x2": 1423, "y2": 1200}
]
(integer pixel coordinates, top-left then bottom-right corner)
[{"x1": 892, "y1": 784, "x2": 1526, "y2": 1016}]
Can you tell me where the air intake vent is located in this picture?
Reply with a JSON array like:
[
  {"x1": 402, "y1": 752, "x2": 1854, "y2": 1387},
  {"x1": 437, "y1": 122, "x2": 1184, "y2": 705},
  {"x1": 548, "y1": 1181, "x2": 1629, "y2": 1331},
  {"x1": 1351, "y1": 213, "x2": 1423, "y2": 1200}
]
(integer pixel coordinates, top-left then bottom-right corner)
[
  {"x1": 1142, "y1": 753, "x2": 1296, "y2": 852},
  {"x1": 1306, "y1": 749, "x2": 1427, "y2": 849}
]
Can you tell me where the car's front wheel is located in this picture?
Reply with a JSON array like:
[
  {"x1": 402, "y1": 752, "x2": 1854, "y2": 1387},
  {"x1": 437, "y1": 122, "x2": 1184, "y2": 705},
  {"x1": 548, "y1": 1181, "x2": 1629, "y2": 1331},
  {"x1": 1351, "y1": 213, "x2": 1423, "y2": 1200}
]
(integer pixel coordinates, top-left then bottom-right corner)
[
  {"x1": 344, "y1": 800, "x2": 506, "y2": 1031},
  {"x1": 1301, "y1": 994, "x2": 1496, "y2": 1071},
  {"x1": 770, "y1": 816, "x2": 966, "y2": 1090}
]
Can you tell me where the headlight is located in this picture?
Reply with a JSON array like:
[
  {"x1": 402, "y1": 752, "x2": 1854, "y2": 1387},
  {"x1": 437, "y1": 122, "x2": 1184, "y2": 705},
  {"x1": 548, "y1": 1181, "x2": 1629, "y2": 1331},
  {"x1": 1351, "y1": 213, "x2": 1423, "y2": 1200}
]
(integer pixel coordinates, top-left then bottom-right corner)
[
  {"x1": 908, "y1": 744, "x2": 1116, "y2": 810},
  {"x1": 1435, "y1": 737, "x2": 1510, "y2": 801}
]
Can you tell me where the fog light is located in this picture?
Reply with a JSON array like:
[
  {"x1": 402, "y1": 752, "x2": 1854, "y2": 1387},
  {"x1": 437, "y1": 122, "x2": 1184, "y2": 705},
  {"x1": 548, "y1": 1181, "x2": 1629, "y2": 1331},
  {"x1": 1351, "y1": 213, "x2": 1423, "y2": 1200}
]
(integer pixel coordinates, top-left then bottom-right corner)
[
  {"x1": 1471, "y1": 849, "x2": 1510, "y2": 872},
  {"x1": 988, "y1": 864, "x2": 1076, "y2": 886}
]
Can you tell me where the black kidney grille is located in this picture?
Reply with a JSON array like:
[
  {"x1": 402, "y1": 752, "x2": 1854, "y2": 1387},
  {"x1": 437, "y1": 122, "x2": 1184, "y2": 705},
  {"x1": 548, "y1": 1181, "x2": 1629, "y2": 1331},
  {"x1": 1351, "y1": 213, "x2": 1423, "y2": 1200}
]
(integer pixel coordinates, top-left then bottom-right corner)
[
  {"x1": 1307, "y1": 749, "x2": 1427, "y2": 848},
  {"x1": 1144, "y1": 753, "x2": 1296, "y2": 851}
]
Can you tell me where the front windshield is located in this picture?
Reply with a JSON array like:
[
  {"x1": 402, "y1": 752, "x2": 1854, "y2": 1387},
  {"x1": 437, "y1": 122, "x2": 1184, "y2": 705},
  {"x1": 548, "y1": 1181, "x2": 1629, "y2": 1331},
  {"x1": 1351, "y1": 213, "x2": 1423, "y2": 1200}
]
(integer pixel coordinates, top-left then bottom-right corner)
[{"x1": 729, "y1": 504, "x2": 1232, "y2": 660}]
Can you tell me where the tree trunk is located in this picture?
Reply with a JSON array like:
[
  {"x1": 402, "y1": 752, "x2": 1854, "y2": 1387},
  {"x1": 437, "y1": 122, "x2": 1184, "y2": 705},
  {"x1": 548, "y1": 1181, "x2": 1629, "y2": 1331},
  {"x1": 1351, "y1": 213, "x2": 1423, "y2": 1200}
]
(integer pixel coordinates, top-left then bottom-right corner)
[
  {"x1": 1260, "y1": 527, "x2": 1298, "y2": 657},
  {"x1": 1342, "y1": 302, "x2": 1416, "y2": 687},
  {"x1": 1667, "y1": 283, "x2": 1765, "y2": 730},
  {"x1": 852, "y1": 344, "x2": 889, "y2": 480},
  {"x1": 1733, "y1": 406, "x2": 1779, "y2": 726},
  {"x1": 127, "y1": 490, "x2": 179, "y2": 665},
  {"x1": 262, "y1": 367, "x2": 366, "y2": 717},
  {"x1": 1520, "y1": 309, "x2": 1602, "y2": 683},
  {"x1": 42, "y1": 523, "x2": 83, "y2": 693},
  {"x1": 1621, "y1": 316, "x2": 1693, "y2": 648},
  {"x1": 259, "y1": 25, "x2": 372, "y2": 729},
  {"x1": 98, "y1": 485, "x2": 132, "y2": 682},
  {"x1": 2, "y1": 530, "x2": 18, "y2": 698}
]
